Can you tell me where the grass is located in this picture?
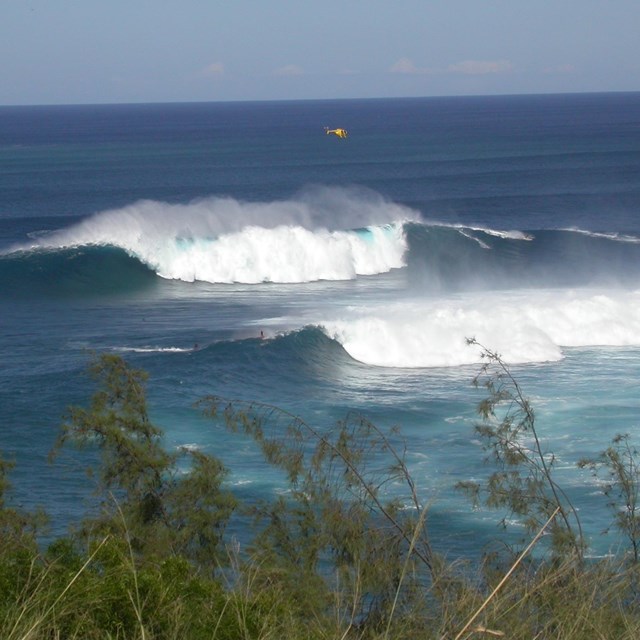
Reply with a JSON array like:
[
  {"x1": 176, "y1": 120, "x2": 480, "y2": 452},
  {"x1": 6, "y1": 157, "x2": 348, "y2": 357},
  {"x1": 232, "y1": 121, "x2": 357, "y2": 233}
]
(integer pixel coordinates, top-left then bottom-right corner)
[
  {"x1": 3, "y1": 513, "x2": 640, "y2": 639},
  {"x1": 4, "y1": 352, "x2": 640, "y2": 638}
]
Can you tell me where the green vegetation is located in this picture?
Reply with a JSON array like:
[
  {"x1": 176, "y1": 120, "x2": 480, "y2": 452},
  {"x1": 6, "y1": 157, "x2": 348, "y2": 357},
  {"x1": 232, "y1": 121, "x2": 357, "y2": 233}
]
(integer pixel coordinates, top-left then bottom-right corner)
[
  {"x1": 2, "y1": 351, "x2": 640, "y2": 638},
  {"x1": 458, "y1": 339, "x2": 583, "y2": 558},
  {"x1": 49, "y1": 354, "x2": 237, "y2": 568}
]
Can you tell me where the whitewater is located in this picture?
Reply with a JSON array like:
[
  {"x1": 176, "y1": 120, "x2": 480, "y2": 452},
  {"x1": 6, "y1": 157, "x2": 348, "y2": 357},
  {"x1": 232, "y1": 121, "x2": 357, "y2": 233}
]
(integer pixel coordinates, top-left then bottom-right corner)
[
  {"x1": 2, "y1": 94, "x2": 640, "y2": 557},
  {"x1": 8, "y1": 187, "x2": 413, "y2": 283},
  {"x1": 7, "y1": 188, "x2": 640, "y2": 368}
]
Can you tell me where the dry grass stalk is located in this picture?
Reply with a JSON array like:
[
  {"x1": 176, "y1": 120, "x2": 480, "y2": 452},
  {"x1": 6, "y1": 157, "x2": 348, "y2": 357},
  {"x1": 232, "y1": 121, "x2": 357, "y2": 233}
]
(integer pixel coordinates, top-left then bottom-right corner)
[{"x1": 453, "y1": 506, "x2": 560, "y2": 640}]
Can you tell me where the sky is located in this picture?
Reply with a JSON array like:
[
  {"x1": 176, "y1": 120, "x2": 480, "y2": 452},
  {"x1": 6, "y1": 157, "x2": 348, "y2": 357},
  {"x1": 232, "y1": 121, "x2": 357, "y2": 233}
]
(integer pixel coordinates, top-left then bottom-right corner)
[{"x1": 1, "y1": 0, "x2": 639, "y2": 105}]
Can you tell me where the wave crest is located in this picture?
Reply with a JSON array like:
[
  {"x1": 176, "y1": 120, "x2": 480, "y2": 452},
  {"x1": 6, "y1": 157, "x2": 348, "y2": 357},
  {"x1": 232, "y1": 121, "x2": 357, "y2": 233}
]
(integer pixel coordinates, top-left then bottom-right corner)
[
  {"x1": 321, "y1": 289, "x2": 640, "y2": 368},
  {"x1": 7, "y1": 186, "x2": 416, "y2": 284}
]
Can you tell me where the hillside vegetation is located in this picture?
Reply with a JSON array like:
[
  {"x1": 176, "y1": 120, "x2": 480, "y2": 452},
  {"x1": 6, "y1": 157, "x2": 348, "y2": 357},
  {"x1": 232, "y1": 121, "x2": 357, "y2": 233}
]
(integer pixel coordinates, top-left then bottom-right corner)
[{"x1": 2, "y1": 350, "x2": 640, "y2": 639}]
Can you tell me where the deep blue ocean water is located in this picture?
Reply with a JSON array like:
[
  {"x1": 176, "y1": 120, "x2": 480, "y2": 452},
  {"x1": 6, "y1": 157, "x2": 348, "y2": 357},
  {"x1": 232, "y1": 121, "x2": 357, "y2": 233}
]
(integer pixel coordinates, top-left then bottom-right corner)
[{"x1": 2, "y1": 93, "x2": 640, "y2": 557}]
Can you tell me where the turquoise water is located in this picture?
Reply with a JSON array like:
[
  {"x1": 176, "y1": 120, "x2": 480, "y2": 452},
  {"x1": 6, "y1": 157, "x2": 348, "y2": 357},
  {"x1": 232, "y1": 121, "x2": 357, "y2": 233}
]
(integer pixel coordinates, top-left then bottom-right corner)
[{"x1": 2, "y1": 93, "x2": 640, "y2": 556}]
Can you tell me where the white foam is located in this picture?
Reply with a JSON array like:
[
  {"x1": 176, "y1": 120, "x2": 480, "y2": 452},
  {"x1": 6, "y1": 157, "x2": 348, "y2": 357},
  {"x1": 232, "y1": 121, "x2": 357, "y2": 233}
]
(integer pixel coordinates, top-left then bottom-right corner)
[
  {"x1": 178, "y1": 443, "x2": 202, "y2": 452},
  {"x1": 458, "y1": 229, "x2": 491, "y2": 249},
  {"x1": 478, "y1": 228, "x2": 534, "y2": 241},
  {"x1": 564, "y1": 228, "x2": 640, "y2": 244},
  {"x1": 154, "y1": 222, "x2": 408, "y2": 283},
  {"x1": 423, "y1": 219, "x2": 534, "y2": 241},
  {"x1": 113, "y1": 346, "x2": 192, "y2": 353},
  {"x1": 8, "y1": 186, "x2": 417, "y2": 284},
  {"x1": 320, "y1": 288, "x2": 640, "y2": 368}
]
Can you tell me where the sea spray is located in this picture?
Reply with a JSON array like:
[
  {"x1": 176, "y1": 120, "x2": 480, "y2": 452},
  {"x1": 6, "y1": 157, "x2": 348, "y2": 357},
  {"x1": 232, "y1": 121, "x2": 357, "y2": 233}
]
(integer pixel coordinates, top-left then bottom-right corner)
[
  {"x1": 320, "y1": 289, "x2": 640, "y2": 368},
  {"x1": 5, "y1": 187, "x2": 416, "y2": 283}
]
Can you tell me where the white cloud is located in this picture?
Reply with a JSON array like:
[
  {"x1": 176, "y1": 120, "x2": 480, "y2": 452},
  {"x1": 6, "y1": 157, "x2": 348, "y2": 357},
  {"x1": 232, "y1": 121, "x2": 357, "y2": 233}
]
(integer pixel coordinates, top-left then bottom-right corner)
[
  {"x1": 448, "y1": 60, "x2": 514, "y2": 75},
  {"x1": 273, "y1": 64, "x2": 304, "y2": 76},
  {"x1": 390, "y1": 58, "x2": 422, "y2": 74},
  {"x1": 390, "y1": 58, "x2": 437, "y2": 75},
  {"x1": 203, "y1": 62, "x2": 225, "y2": 76}
]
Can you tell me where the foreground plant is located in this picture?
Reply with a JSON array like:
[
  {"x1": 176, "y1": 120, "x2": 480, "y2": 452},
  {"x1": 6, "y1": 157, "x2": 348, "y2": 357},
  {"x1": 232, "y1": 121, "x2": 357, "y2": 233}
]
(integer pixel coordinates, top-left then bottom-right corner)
[
  {"x1": 49, "y1": 353, "x2": 237, "y2": 568},
  {"x1": 457, "y1": 339, "x2": 583, "y2": 558},
  {"x1": 579, "y1": 433, "x2": 640, "y2": 563},
  {"x1": 4, "y1": 351, "x2": 640, "y2": 637},
  {"x1": 198, "y1": 396, "x2": 441, "y2": 634}
]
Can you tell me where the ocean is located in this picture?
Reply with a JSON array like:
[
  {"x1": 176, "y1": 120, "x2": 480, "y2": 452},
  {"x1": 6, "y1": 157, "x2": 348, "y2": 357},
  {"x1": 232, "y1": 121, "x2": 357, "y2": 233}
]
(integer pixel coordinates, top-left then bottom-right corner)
[{"x1": 2, "y1": 92, "x2": 640, "y2": 558}]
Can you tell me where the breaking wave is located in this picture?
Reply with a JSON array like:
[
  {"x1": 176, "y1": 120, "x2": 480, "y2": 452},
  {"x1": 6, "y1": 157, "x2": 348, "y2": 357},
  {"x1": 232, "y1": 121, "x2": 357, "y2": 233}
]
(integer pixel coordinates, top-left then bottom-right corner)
[
  {"x1": 4, "y1": 186, "x2": 415, "y2": 284},
  {"x1": 319, "y1": 288, "x2": 640, "y2": 368}
]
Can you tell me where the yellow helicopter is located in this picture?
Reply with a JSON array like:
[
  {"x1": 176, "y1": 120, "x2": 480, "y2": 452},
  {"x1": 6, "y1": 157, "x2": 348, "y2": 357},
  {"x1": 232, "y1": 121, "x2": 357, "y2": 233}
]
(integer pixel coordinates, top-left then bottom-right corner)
[{"x1": 325, "y1": 127, "x2": 348, "y2": 139}]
